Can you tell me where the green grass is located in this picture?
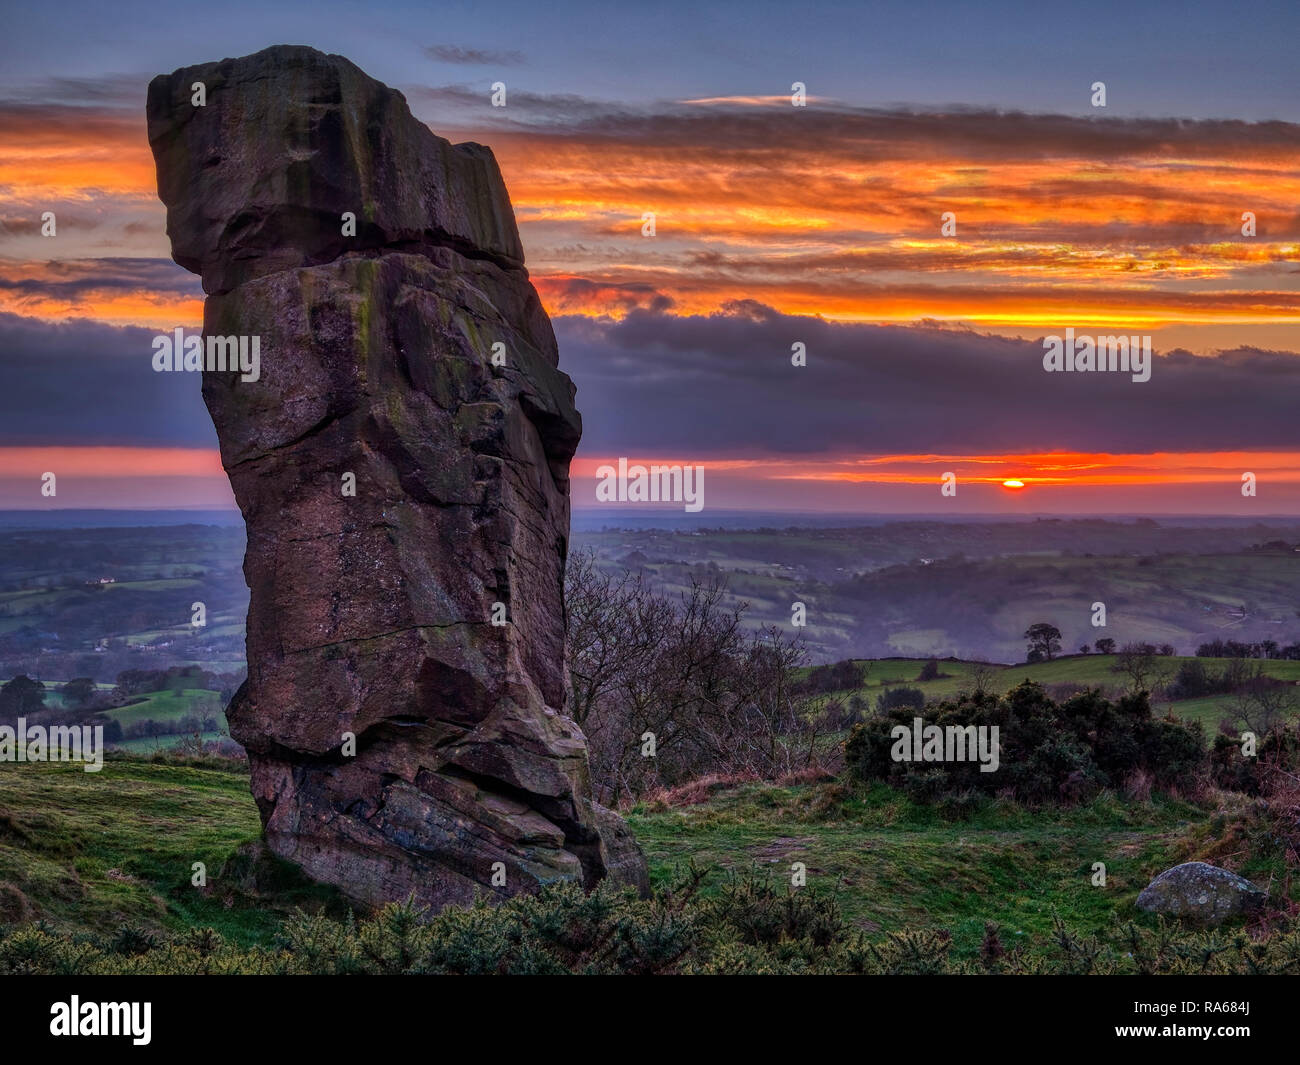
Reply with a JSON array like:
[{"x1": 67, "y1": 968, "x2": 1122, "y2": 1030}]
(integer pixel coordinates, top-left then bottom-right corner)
[
  {"x1": 1157, "y1": 695, "x2": 1238, "y2": 732},
  {"x1": 113, "y1": 731, "x2": 229, "y2": 753},
  {"x1": 105, "y1": 689, "x2": 224, "y2": 727},
  {"x1": 629, "y1": 779, "x2": 1217, "y2": 960},
  {"x1": 849, "y1": 658, "x2": 987, "y2": 700},
  {"x1": 0, "y1": 758, "x2": 336, "y2": 943},
  {"x1": 103, "y1": 688, "x2": 229, "y2": 752},
  {"x1": 0, "y1": 742, "x2": 1283, "y2": 962},
  {"x1": 2, "y1": 756, "x2": 1210, "y2": 959},
  {"x1": 825, "y1": 655, "x2": 1300, "y2": 738}
]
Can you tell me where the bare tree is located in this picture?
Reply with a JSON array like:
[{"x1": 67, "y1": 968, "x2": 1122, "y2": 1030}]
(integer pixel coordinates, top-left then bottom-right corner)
[
  {"x1": 965, "y1": 662, "x2": 999, "y2": 698},
  {"x1": 1114, "y1": 642, "x2": 1173, "y2": 695},
  {"x1": 565, "y1": 551, "x2": 665, "y2": 727},
  {"x1": 1230, "y1": 663, "x2": 1297, "y2": 739},
  {"x1": 566, "y1": 552, "x2": 825, "y2": 802}
]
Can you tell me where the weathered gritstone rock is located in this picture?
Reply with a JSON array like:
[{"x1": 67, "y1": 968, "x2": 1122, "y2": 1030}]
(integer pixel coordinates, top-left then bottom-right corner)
[
  {"x1": 1135, "y1": 861, "x2": 1266, "y2": 927},
  {"x1": 147, "y1": 44, "x2": 647, "y2": 909}
]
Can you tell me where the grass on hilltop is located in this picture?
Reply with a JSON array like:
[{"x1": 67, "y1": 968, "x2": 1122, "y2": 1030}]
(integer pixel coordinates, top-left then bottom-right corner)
[
  {"x1": 1, "y1": 752, "x2": 1281, "y2": 964},
  {"x1": 0, "y1": 756, "x2": 336, "y2": 944}
]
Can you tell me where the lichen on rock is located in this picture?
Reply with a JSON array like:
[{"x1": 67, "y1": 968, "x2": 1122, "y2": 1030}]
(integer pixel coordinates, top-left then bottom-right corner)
[{"x1": 1135, "y1": 861, "x2": 1266, "y2": 927}]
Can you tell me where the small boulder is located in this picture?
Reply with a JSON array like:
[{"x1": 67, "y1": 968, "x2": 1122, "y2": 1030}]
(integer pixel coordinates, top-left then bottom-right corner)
[{"x1": 1136, "y1": 862, "x2": 1267, "y2": 926}]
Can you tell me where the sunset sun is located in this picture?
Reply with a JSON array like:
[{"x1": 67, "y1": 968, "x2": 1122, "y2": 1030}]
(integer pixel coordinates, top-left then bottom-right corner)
[{"x1": 1003, "y1": 479, "x2": 1026, "y2": 489}]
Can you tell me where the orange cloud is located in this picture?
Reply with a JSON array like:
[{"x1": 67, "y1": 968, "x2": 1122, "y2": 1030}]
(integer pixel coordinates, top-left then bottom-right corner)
[
  {"x1": 0, "y1": 258, "x2": 201, "y2": 329},
  {"x1": 473, "y1": 107, "x2": 1300, "y2": 333},
  {"x1": 4, "y1": 98, "x2": 1299, "y2": 344},
  {"x1": 0, "y1": 108, "x2": 154, "y2": 199}
]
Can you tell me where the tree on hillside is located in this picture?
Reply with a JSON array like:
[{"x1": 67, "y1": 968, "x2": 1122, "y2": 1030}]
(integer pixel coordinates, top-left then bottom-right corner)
[
  {"x1": 1229, "y1": 664, "x2": 1297, "y2": 739},
  {"x1": 1023, "y1": 623, "x2": 1062, "y2": 662},
  {"x1": 1093, "y1": 637, "x2": 1116, "y2": 655},
  {"x1": 62, "y1": 677, "x2": 98, "y2": 707},
  {"x1": 965, "y1": 662, "x2": 998, "y2": 697},
  {"x1": 0, "y1": 675, "x2": 46, "y2": 719},
  {"x1": 1115, "y1": 642, "x2": 1171, "y2": 695}
]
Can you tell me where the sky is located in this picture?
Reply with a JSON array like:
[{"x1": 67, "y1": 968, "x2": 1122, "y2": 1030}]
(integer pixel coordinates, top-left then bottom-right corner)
[{"x1": 1, "y1": 0, "x2": 1298, "y2": 514}]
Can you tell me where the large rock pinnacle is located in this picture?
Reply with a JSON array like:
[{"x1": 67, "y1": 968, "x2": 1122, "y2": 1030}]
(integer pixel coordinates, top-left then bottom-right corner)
[{"x1": 147, "y1": 44, "x2": 646, "y2": 909}]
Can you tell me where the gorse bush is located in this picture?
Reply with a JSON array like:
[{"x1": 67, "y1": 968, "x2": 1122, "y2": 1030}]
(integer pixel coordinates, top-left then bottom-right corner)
[
  {"x1": 1209, "y1": 725, "x2": 1300, "y2": 796},
  {"x1": 845, "y1": 680, "x2": 1206, "y2": 803},
  {"x1": 3, "y1": 868, "x2": 1297, "y2": 975}
]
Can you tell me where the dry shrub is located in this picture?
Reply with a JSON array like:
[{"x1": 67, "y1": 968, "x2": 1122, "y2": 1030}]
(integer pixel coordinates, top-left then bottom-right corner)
[
  {"x1": 643, "y1": 771, "x2": 758, "y2": 808},
  {"x1": 1122, "y1": 768, "x2": 1153, "y2": 802}
]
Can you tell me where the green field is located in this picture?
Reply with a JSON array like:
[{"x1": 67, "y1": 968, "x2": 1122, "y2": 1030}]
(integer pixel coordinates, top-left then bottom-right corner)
[
  {"x1": 105, "y1": 689, "x2": 226, "y2": 728},
  {"x1": 573, "y1": 526, "x2": 1300, "y2": 663},
  {"x1": 825, "y1": 654, "x2": 1300, "y2": 737},
  {"x1": 1, "y1": 755, "x2": 1282, "y2": 962},
  {"x1": 629, "y1": 782, "x2": 1224, "y2": 958},
  {"x1": 112, "y1": 731, "x2": 230, "y2": 753},
  {"x1": 0, "y1": 758, "x2": 281, "y2": 940},
  {"x1": 1, "y1": 647, "x2": 1295, "y2": 961}
]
